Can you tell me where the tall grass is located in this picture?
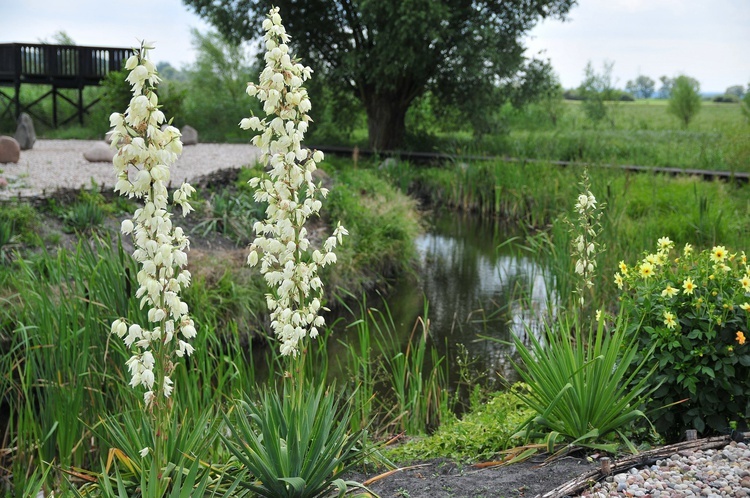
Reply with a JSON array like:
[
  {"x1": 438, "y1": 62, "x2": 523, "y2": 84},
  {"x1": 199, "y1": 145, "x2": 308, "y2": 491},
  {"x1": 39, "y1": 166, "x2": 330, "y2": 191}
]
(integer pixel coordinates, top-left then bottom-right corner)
[
  {"x1": 338, "y1": 294, "x2": 453, "y2": 437},
  {"x1": 0, "y1": 238, "x2": 259, "y2": 493}
]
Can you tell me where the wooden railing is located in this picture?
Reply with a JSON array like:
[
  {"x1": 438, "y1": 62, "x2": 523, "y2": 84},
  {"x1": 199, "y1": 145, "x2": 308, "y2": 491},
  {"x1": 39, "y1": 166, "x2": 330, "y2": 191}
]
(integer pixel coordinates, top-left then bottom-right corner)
[{"x1": 0, "y1": 43, "x2": 131, "y2": 85}]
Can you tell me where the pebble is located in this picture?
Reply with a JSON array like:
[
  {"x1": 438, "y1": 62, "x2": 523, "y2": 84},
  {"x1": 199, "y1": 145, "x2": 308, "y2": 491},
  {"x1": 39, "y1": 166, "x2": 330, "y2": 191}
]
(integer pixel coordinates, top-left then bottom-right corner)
[{"x1": 579, "y1": 442, "x2": 750, "y2": 497}]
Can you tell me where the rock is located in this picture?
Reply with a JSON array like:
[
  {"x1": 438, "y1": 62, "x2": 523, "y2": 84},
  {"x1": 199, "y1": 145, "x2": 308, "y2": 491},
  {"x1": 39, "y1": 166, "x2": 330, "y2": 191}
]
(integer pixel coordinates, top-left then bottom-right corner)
[
  {"x1": 14, "y1": 112, "x2": 36, "y2": 150},
  {"x1": 0, "y1": 177, "x2": 8, "y2": 189},
  {"x1": 181, "y1": 125, "x2": 198, "y2": 145},
  {"x1": 83, "y1": 143, "x2": 116, "y2": 163},
  {"x1": 0, "y1": 136, "x2": 21, "y2": 163}
]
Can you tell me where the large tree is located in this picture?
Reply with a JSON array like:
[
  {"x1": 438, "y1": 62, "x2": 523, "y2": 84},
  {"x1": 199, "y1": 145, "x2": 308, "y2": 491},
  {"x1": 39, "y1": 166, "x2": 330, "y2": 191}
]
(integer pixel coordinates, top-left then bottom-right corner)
[{"x1": 183, "y1": 0, "x2": 577, "y2": 150}]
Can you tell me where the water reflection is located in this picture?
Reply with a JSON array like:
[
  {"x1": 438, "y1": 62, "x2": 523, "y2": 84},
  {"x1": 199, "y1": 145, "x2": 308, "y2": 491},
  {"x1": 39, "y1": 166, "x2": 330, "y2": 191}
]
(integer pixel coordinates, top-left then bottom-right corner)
[{"x1": 386, "y1": 211, "x2": 555, "y2": 386}]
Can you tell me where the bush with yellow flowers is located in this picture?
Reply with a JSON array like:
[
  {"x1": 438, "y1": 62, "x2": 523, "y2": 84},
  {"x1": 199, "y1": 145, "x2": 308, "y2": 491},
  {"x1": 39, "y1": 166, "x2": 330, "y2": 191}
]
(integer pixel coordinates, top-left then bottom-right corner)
[{"x1": 616, "y1": 237, "x2": 750, "y2": 440}]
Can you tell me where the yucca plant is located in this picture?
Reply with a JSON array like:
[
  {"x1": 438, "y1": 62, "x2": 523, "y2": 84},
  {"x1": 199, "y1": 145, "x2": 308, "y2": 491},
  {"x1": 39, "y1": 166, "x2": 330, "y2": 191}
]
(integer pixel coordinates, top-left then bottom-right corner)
[
  {"x1": 505, "y1": 313, "x2": 658, "y2": 454},
  {"x1": 221, "y1": 379, "x2": 370, "y2": 498}
]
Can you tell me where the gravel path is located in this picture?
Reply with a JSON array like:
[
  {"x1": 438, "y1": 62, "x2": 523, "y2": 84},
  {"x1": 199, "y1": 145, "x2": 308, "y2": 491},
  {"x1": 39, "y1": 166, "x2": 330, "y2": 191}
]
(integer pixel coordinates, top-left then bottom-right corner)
[
  {"x1": 0, "y1": 139, "x2": 261, "y2": 199},
  {"x1": 580, "y1": 442, "x2": 750, "y2": 497}
]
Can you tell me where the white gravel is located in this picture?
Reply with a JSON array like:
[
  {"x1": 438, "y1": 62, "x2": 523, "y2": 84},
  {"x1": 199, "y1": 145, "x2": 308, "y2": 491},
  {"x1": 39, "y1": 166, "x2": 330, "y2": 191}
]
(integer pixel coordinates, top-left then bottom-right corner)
[
  {"x1": 580, "y1": 441, "x2": 750, "y2": 497},
  {"x1": 0, "y1": 139, "x2": 261, "y2": 199}
]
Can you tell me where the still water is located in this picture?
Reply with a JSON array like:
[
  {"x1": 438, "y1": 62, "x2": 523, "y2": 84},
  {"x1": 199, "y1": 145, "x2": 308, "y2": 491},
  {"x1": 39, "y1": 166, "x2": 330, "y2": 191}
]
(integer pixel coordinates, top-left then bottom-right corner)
[{"x1": 348, "y1": 210, "x2": 555, "y2": 387}]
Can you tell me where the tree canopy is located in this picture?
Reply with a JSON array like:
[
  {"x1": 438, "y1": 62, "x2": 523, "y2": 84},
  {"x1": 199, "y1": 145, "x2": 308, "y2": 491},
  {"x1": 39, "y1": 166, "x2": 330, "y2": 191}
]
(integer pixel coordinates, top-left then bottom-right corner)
[
  {"x1": 625, "y1": 75, "x2": 655, "y2": 100},
  {"x1": 183, "y1": 0, "x2": 577, "y2": 150}
]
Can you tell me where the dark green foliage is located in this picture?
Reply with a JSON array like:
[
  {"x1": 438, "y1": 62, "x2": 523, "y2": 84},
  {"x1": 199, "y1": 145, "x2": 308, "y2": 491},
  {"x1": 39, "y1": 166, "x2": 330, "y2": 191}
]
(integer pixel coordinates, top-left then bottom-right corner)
[
  {"x1": 713, "y1": 94, "x2": 740, "y2": 103},
  {"x1": 183, "y1": 0, "x2": 577, "y2": 149}
]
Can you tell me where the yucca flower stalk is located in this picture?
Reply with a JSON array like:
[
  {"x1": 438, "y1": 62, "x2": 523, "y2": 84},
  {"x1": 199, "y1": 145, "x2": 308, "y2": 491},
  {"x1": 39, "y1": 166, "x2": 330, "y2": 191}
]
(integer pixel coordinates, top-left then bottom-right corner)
[
  {"x1": 241, "y1": 7, "x2": 346, "y2": 357},
  {"x1": 108, "y1": 40, "x2": 196, "y2": 488},
  {"x1": 568, "y1": 168, "x2": 604, "y2": 308}
]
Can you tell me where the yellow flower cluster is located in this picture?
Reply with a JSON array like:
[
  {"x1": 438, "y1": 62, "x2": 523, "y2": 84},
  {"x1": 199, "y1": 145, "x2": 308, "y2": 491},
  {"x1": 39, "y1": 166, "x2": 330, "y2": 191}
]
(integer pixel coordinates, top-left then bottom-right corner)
[{"x1": 617, "y1": 238, "x2": 750, "y2": 342}]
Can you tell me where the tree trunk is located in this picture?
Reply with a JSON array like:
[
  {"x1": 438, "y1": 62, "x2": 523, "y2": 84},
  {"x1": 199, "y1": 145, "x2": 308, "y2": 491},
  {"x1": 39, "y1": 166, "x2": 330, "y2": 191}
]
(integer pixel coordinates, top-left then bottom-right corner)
[{"x1": 364, "y1": 92, "x2": 410, "y2": 151}]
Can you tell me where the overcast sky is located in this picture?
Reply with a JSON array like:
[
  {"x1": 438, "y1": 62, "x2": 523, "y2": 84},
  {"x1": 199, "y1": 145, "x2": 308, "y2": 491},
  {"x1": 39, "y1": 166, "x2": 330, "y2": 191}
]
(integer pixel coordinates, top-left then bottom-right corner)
[{"x1": 1, "y1": 0, "x2": 748, "y2": 93}]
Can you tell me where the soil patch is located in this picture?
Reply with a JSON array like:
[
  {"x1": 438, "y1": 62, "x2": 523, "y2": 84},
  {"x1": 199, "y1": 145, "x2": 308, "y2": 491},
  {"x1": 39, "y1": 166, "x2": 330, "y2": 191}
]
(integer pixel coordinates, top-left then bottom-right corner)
[{"x1": 348, "y1": 456, "x2": 597, "y2": 498}]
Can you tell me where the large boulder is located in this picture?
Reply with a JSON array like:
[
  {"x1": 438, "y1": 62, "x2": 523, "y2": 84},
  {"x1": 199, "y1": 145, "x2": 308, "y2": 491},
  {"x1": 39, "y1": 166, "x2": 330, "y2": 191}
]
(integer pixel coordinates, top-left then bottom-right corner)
[
  {"x1": 83, "y1": 142, "x2": 116, "y2": 163},
  {"x1": 14, "y1": 113, "x2": 36, "y2": 150},
  {"x1": 181, "y1": 125, "x2": 198, "y2": 145},
  {"x1": 0, "y1": 136, "x2": 21, "y2": 163}
]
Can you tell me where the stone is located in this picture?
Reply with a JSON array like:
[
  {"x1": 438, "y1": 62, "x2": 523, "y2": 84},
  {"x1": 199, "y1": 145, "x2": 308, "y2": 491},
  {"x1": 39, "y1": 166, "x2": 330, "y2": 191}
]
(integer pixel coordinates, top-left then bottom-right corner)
[
  {"x1": 83, "y1": 142, "x2": 116, "y2": 163},
  {"x1": 14, "y1": 112, "x2": 36, "y2": 150},
  {"x1": 181, "y1": 125, "x2": 198, "y2": 145},
  {"x1": 0, "y1": 136, "x2": 21, "y2": 163}
]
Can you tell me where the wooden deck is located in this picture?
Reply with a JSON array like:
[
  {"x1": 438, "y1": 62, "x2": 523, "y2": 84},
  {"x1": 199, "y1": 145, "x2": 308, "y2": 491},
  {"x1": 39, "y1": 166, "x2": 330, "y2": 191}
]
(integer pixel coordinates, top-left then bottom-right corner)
[{"x1": 0, "y1": 43, "x2": 131, "y2": 127}]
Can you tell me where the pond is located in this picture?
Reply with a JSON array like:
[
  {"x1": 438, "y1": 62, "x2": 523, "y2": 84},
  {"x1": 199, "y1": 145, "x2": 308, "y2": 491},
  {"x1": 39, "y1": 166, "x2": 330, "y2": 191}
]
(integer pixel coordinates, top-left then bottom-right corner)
[{"x1": 332, "y1": 210, "x2": 556, "y2": 390}]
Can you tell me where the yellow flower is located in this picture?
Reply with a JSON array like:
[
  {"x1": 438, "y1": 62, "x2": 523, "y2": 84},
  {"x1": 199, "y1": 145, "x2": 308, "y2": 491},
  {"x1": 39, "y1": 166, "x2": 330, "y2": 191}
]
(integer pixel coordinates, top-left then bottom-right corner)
[
  {"x1": 661, "y1": 285, "x2": 678, "y2": 298},
  {"x1": 682, "y1": 277, "x2": 696, "y2": 295},
  {"x1": 728, "y1": 346, "x2": 734, "y2": 353},
  {"x1": 740, "y1": 275, "x2": 750, "y2": 292},
  {"x1": 711, "y1": 245, "x2": 727, "y2": 263},
  {"x1": 742, "y1": 252, "x2": 747, "y2": 265},
  {"x1": 614, "y1": 272, "x2": 624, "y2": 289},
  {"x1": 657, "y1": 237, "x2": 673, "y2": 251},
  {"x1": 695, "y1": 297, "x2": 704, "y2": 308},
  {"x1": 740, "y1": 302, "x2": 750, "y2": 311},
  {"x1": 737, "y1": 331, "x2": 746, "y2": 346},
  {"x1": 646, "y1": 254, "x2": 659, "y2": 265},
  {"x1": 640, "y1": 262, "x2": 654, "y2": 279},
  {"x1": 619, "y1": 261, "x2": 628, "y2": 275},
  {"x1": 663, "y1": 311, "x2": 677, "y2": 330},
  {"x1": 683, "y1": 243, "x2": 693, "y2": 256}
]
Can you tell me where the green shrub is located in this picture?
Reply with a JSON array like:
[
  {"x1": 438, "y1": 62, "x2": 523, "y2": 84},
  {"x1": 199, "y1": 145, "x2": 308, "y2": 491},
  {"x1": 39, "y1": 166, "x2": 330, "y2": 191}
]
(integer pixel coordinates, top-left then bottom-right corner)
[
  {"x1": 618, "y1": 238, "x2": 750, "y2": 439},
  {"x1": 386, "y1": 386, "x2": 532, "y2": 463}
]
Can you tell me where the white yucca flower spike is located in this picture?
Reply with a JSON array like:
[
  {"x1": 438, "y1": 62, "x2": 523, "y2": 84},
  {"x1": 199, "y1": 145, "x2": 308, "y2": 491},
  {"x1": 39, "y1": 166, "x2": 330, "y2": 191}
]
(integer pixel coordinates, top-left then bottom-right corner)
[
  {"x1": 569, "y1": 169, "x2": 604, "y2": 307},
  {"x1": 109, "y1": 40, "x2": 196, "y2": 408},
  {"x1": 242, "y1": 7, "x2": 347, "y2": 356}
]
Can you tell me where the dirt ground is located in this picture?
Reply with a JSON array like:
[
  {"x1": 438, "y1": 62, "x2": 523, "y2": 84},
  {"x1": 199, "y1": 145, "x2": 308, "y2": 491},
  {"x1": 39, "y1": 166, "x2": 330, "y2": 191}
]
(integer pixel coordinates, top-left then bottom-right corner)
[{"x1": 348, "y1": 456, "x2": 598, "y2": 498}]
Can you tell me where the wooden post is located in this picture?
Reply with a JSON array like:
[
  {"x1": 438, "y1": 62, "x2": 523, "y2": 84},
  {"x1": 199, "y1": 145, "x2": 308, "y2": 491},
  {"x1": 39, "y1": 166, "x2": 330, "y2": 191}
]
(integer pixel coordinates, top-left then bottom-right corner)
[
  {"x1": 686, "y1": 429, "x2": 698, "y2": 441},
  {"x1": 600, "y1": 457, "x2": 611, "y2": 475}
]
